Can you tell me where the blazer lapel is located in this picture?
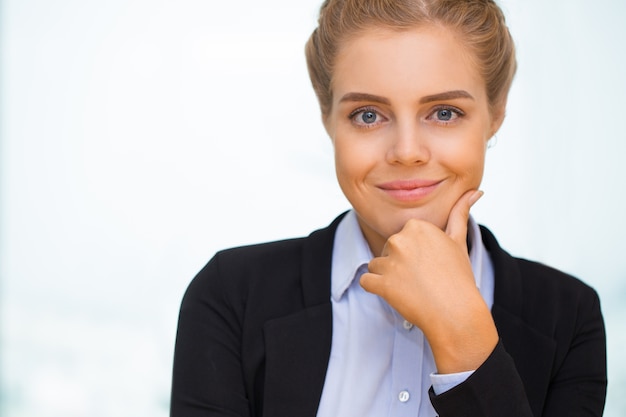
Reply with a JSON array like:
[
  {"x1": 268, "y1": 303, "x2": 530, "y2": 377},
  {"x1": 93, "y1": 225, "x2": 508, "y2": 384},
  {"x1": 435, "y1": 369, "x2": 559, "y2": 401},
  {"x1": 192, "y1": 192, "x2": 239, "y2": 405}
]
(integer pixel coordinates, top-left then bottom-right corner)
[
  {"x1": 481, "y1": 226, "x2": 556, "y2": 416},
  {"x1": 262, "y1": 214, "x2": 346, "y2": 417}
]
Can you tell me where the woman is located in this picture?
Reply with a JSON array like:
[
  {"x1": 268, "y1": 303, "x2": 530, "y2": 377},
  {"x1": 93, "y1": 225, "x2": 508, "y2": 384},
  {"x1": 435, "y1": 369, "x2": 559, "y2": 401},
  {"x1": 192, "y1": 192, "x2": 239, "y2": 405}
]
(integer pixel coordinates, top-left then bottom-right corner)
[{"x1": 171, "y1": 1, "x2": 607, "y2": 416}]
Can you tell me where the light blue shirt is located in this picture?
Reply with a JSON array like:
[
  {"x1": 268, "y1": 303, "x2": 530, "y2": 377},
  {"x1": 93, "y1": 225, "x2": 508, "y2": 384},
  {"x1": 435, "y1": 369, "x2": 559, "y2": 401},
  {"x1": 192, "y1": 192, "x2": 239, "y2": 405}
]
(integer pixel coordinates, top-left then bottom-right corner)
[{"x1": 316, "y1": 210, "x2": 495, "y2": 417}]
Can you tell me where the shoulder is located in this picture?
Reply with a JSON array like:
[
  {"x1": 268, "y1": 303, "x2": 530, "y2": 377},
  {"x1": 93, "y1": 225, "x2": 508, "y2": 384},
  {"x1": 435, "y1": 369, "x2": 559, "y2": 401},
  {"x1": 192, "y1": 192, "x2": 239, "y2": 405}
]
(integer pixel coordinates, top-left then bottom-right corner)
[
  {"x1": 183, "y1": 213, "x2": 345, "y2": 306},
  {"x1": 213, "y1": 236, "x2": 307, "y2": 277},
  {"x1": 480, "y1": 224, "x2": 597, "y2": 295},
  {"x1": 184, "y1": 237, "x2": 308, "y2": 308},
  {"x1": 209, "y1": 210, "x2": 346, "y2": 281},
  {"x1": 480, "y1": 225, "x2": 602, "y2": 333},
  {"x1": 514, "y1": 256, "x2": 601, "y2": 333},
  {"x1": 515, "y1": 255, "x2": 597, "y2": 299}
]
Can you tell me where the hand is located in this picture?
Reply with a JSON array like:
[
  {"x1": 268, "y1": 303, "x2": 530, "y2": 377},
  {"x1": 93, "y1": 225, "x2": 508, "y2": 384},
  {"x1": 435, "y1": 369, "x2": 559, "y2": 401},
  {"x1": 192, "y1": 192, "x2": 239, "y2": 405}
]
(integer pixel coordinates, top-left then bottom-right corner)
[{"x1": 360, "y1": 190, "x2": 498, "y2": 373}]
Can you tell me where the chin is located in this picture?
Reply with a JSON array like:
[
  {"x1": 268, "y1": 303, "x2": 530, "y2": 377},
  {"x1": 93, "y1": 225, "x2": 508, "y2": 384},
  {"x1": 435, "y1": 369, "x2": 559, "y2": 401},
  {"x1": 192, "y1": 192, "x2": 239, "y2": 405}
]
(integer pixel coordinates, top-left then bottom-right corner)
[{"x1": 392, "y1": 207, "x2": 448, "y2": 231}]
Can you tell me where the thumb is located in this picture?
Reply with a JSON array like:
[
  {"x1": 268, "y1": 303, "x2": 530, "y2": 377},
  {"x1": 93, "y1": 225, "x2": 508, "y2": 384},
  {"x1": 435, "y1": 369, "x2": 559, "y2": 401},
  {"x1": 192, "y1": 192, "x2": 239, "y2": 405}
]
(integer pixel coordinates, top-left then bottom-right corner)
[{"x1": 445, "y1": 190, "x2": 483, "y2": 246}]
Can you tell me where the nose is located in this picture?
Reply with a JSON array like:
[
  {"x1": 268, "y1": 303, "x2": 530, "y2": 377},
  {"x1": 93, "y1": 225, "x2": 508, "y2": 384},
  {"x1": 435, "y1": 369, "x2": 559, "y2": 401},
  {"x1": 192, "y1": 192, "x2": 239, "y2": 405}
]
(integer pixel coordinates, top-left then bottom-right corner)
[{"x1": 386, "y1": 120, "x2": 430, "y2": 165}]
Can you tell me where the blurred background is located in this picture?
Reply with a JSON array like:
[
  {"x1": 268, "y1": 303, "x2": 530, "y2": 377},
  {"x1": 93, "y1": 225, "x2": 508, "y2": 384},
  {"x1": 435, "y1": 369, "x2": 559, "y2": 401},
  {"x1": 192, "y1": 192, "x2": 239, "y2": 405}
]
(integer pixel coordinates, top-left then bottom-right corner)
[{"x1": 1, "y1": 0, "x2": 625, "y2": 416}]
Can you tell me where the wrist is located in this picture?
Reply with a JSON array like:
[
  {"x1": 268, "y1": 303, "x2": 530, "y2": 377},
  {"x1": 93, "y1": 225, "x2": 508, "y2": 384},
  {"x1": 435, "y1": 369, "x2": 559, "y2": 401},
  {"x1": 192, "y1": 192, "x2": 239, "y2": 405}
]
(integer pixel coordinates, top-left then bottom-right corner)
[{"x1": 426, "y1": 300, "x2": 498, "y2": 374}]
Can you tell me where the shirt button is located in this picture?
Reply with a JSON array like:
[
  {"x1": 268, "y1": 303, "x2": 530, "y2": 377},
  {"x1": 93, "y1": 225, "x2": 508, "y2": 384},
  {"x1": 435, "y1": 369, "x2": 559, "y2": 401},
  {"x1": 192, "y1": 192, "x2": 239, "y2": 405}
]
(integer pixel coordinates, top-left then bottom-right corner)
[
  {"x1": 398, "y1": 390, "x2": 410, "y2": 403},
  {"x1": 403, "y1": 320, "x2": 414, "y2": 330}
]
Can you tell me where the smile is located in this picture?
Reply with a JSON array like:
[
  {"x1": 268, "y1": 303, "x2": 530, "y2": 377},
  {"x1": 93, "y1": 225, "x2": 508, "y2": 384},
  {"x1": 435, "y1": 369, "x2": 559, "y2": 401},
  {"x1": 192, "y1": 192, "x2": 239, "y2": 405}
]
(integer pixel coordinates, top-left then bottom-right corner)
[{"x1": 377, "y1": 179, "x2": 443, "y2": 202}]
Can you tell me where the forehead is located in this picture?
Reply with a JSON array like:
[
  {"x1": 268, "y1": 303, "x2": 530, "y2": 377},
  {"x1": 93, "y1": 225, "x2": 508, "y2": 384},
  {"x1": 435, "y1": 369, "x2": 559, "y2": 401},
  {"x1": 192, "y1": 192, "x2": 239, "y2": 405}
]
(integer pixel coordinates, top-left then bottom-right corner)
[{"x1": 331, "y1": 25, "x2": 486, "y2": 104}]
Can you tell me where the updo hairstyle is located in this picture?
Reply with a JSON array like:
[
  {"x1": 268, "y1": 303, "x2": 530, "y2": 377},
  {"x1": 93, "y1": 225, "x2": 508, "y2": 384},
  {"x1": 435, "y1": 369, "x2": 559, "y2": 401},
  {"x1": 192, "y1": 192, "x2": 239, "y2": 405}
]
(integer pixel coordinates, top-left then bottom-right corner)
[{"x1": 305, "y1": 0, "x2": 517, "y2": 118}]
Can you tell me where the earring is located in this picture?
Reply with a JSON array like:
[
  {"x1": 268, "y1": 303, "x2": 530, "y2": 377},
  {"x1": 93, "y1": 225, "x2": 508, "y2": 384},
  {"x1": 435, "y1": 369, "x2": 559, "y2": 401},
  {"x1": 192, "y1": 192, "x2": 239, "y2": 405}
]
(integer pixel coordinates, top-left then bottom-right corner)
[{"x1": 488, "y1": 134, "x2": 498, "y2": 149}]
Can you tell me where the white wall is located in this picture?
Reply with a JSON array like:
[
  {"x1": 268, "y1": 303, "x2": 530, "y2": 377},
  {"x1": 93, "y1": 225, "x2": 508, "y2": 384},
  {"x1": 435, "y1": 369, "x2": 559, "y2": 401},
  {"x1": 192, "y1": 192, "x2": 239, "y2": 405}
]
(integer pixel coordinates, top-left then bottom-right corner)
[{"x1": 1, "y1": 1, "x2": 624, "y2": 416}]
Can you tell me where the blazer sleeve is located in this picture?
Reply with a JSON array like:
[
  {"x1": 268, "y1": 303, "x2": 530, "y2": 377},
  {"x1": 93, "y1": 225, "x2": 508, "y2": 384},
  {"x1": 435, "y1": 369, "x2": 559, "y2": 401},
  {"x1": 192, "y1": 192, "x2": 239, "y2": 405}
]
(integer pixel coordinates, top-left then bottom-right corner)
[
  {"x1": 428, "y1": 341, "x2": 534, "y2": 417},
  {"x1": 170, "y1": 254, "x2": 251, "y2": 417}
]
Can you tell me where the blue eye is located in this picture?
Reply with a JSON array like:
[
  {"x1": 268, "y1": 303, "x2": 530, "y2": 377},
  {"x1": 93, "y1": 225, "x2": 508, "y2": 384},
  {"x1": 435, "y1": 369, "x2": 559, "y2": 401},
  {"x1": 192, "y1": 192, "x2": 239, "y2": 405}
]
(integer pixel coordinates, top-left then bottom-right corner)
[
  {"x1": 437, "y1": 109, "x2": 453, "y2": 121},
  {"x1": 361, "y1": 111, "x2": 377, "y2": 124},
  {"x1": 428, "y1": 106, "x2": 464, "y2": 124},
  {"x1": 349, "y1": 107, "x2": 386, "y2": 128}
]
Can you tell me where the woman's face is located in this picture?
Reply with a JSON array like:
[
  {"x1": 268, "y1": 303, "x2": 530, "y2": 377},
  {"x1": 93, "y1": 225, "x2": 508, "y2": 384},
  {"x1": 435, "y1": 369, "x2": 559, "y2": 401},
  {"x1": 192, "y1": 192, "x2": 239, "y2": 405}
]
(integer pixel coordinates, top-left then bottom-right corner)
[{"x1": 324, "y1": 25, "x2": 502, "y2": 255}]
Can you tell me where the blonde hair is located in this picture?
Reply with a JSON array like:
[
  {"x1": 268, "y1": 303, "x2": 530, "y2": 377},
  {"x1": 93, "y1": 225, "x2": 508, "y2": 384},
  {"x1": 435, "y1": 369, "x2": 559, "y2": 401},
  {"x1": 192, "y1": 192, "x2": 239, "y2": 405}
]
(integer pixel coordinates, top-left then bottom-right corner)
[{"x1": 305, "y1": 0, "x2": 517, "y2": 118}]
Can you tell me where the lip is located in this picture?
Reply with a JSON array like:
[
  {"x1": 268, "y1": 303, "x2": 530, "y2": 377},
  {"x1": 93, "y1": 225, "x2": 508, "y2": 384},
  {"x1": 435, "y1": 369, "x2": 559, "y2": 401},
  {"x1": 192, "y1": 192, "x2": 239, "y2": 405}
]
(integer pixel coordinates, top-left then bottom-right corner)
[{"x1": 377, "y1": 179, "x2": 443, "y2": 202}]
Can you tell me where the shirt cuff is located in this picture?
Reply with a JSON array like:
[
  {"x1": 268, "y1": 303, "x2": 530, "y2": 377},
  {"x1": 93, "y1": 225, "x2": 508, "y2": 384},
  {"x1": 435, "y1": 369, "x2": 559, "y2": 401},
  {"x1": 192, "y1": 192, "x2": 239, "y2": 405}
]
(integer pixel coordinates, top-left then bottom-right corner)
[{"x1": 430, "y1": 370, "x2": 475, "y2": 395}]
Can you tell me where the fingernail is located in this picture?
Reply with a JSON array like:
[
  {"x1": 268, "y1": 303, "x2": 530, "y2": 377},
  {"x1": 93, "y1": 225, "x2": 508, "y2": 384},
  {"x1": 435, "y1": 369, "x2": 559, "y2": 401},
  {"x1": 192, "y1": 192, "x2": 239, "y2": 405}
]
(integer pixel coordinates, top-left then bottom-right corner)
[{"x1": 469, "y1": 190, "x2": 484, "y2": 206}]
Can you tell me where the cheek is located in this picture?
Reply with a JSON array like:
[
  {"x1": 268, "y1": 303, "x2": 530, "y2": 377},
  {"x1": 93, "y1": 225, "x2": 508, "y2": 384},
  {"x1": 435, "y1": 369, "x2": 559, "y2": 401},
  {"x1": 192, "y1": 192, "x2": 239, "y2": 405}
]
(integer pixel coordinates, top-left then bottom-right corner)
[
  {"x1": 333, "y1": 143, "x2": 352, "y2": 183},
  {"x1": 439, "y1": 136, "x2": 487, "y2": 183},
  {"x1": 333, "y1": 138, "x2": 377, "y2": 182}
]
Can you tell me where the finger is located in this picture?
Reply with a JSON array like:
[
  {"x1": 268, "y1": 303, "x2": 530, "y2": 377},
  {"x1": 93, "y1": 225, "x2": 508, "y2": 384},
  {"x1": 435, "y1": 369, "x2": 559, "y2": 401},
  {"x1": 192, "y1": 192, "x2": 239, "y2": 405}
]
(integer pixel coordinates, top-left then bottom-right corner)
[
  {"x1": 359, "y1": 271, "x2": 383, "y2": 295},
  {"x1": 367, "y1": 256, "x2": 386, "y2": 275},
  {"x1": 445, "y1": 189, "x2": 483, "y2": 246}
]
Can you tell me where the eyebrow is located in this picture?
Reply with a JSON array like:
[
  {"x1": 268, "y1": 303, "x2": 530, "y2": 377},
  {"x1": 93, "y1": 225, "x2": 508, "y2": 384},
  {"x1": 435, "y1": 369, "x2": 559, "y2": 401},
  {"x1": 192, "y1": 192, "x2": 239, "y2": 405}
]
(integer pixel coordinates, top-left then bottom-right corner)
[
  {"x1": 339, "y1": 92, "x2": 391, "y2": 105},
  {"x1": 419, "y1": 90, "x2": 474, "y2": 104},
  {"x1": 338, "y1": 90, "x2": 474, "y2": 106}
]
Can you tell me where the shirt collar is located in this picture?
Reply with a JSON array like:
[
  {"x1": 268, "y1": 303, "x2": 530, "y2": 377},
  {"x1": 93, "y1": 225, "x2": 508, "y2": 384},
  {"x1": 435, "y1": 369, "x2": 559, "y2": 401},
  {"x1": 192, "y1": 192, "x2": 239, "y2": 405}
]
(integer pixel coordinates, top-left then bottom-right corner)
[
  {"x1": 330, "y1": 210, "x2": 373, "y2": 302},
  {"x1": 467, "y1": 214, "x2": 484, "y2": 291},
  {"x1": 331, "y1": 210, "x2": 485, "y2": 302}
]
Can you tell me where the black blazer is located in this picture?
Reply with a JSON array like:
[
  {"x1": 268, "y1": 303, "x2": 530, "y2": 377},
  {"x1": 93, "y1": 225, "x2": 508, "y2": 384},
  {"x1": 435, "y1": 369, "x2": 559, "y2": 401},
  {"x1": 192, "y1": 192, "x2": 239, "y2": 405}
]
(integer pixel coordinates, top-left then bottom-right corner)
[{"x1": 171, "y1": 214, "x2": 606, "y2": 417}]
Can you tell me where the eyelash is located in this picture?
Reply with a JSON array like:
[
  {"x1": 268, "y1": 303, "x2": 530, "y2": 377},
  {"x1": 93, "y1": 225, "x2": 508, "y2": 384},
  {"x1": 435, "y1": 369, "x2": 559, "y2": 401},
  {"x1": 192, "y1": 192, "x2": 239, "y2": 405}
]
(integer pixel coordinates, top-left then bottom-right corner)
[
  {"x1": 347, "y1": 104, "x2": 466, "y2": 129},
  {"x1": 427, "y1": 105, "x2": 465, "y2": 125},
  {"x1": 348, "y1": 106, "x2": 385, "y2": 129}
]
